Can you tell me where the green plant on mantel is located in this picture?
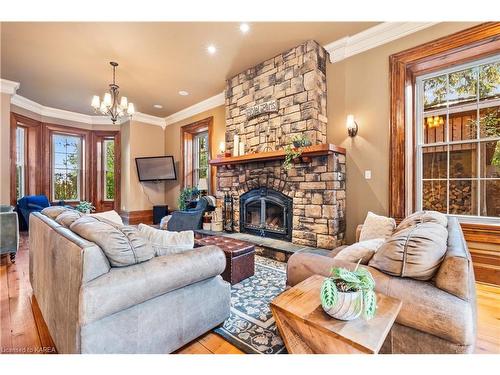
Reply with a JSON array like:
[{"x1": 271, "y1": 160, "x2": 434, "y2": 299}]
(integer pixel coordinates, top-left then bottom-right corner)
[
  {"x1": 75, "y1": 201, "x2": 95, "y2": 214},
  {"x1": 283, "y1": 145, "x2": 303, "y2": 170},
  {"x1": 178, "y1": 187, "x2": 200, "y2": 211},
  {"x1": 320, "y1": 262, "x2": 377, "y2": 320}
]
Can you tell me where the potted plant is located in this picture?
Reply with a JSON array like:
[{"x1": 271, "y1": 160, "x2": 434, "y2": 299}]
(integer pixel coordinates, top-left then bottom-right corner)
[
  {"x1": 291, "y1": 134, "x2": 312, "y2": 148},
  {"x1": 320, "y1": 263, "x2": 377, "y2": 321},
  {"x1": 178, "y1": 187, "x2": 200, "y2": 211},
  {"x1": 283, "y1": 144, "x2": 303, "y2": 170},
  {"x1": 75, "y1": 201, "x2": 95, "y2": 214}
]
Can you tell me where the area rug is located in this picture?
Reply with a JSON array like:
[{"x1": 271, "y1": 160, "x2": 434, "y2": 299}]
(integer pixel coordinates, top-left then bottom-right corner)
[{"x1": 213, "y1": 255, "x2": 287, "y2": 354}]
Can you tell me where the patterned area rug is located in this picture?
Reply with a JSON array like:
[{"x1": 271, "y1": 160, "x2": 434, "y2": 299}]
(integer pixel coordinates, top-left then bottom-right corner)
[{"x1": 213, "y1": 255, "x2": 287, "y2": 354}]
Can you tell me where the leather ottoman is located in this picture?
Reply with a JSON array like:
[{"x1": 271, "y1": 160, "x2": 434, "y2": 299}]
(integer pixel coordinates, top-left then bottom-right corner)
[{"x1": 194, "y1": 236, "x2": 255, "y2": 285}]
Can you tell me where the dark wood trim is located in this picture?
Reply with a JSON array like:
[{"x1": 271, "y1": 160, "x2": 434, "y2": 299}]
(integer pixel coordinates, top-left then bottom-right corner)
[
  {"x1": 461, "y1": 223, "x2": 500, "y2": 244},
  {"x1": 209, "y1": 143, "x2": 346, "y2": 166},
  {"x1": 120, "y1": 209, "x2": 153, "y2": 225},
  {"x1": 180, "y1": 117, "x2": 214, "y2": 192},
  {"x1": 90, "y1": 131, "x2": 121, "y2": 213},
  {"x1": 389, "y1": 22, "x2": 500, "y2": 220}
]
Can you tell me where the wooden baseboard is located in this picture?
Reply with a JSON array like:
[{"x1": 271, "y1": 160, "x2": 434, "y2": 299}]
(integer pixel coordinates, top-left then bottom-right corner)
[
  {"x1": 120, "y1": 209, "x2": 153, "y2": 225},
  {"x1": 461, "y1": 223, "x2": 500, "y2": 286}
]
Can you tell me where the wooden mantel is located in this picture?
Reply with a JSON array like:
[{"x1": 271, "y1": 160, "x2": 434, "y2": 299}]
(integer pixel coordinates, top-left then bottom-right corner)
[{"x1": 209, "y1": 143, "x2": 346, "y2": 166}]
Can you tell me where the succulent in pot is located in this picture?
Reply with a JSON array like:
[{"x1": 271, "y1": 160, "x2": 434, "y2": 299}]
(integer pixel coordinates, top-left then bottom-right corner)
[
  {"x1": 320, "y1": 262, "x2": 377, "y2": 321},
  {"x1": 291, "y1": 134, "x2": 312, "y2": 148}
]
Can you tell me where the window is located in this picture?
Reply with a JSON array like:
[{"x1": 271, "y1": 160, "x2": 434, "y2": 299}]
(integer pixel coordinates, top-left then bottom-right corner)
[
  {"x1": 416, "y1": 55, "x2": 500, "y2": 222},
  {"x1": 103, "y1": 139, "x2": 115, "y2": 201},
  {"x1": 52, "y1": 133, "x2": 82, "y2": 201},
  {"x1": 193, "y1": 131, "x2": 209, "y2": 188},
  {"x1": 15, "y1": 127, "x2": 26, "y2": 200}
]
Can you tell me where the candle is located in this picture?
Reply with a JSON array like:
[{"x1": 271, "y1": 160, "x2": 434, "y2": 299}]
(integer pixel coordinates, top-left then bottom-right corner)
[
  {"x1": 233, "y1": 134, "x2": 239, "y2": 157},
  {"x1": 239, "y1": 141, "x2": 245, "y2": 156}
]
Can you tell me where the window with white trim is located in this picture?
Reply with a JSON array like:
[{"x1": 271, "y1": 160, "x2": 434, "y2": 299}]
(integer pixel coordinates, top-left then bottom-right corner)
[
  {"x1": 52, "y1": 133, "x2": 82, "y2": 201},
  {"x1": 15, "y1": 127, "x2": 26, "y2": 200},
  {"x1": 416, "y1": 55, "x2": 500, "y2": 222}
]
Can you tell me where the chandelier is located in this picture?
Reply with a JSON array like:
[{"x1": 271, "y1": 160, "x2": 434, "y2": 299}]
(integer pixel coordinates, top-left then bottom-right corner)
[{"x1": 91, "y1": 62, "x2": 135, "y2": 124}]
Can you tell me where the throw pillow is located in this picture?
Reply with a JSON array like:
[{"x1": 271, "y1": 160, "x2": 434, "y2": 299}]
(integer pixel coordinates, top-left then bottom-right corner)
[
  {"x1": 55, "y1": 209, "x2": 83, "y2": 228},
  {"x1": 89, "y1": 210, "x2": 124, "y2": 226},
  {"x1": 41, "y1": 206, "x2": 70, "y2": 220},
  {"x1": 335, "y1": 238, "x2": 385, "y2": 265},
  {"x1": 138, "y1": 223, "x2": 194, "y2": 256},
  {"x1": 70, "y1": 216, "x2": 154, "y2": 267},
  {"x1": 368, "y1": 222, "x2": 448, "y2": 281},
  {"x1": 359, "y1": 211, "x2": 396, "y2": 241},
  {"x1": 395, "y1": 210, "x2": 448, "y2": 233}
]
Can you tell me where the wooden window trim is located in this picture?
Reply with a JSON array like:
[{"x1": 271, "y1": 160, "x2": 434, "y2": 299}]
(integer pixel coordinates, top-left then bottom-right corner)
[
  {"x1": 389, "y1": 22, "x2": 500, "y2": 228},
  {"x1": 180, "y1": 116, "x2": 214, "y2": 192}
]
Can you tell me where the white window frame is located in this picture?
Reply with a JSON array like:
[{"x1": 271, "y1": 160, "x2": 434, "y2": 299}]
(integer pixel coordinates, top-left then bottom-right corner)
[
  {"x1": 192, "y1": 131, "x2": 209, "y2": 191},
  {"x1": 15, "y1": 127, "x2": 26, "y2": 200},
  {"x1": 51, "y1": 133, "x2": 82, "y2": 202},
  {"x1": 103, "y1": 139, "x2": 115, "y2": 201},
  {"x1": 415, "y1": 54, "x2": 500, "y2": 224}
]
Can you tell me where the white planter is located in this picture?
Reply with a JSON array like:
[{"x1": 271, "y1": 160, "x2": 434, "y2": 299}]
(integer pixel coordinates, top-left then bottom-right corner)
[
  {"x1": 203, "y1": 222, "x2": 212, "y2": 231},
  {"x1": 322, "y1": 290, "x2": 363, "y2": 321}
]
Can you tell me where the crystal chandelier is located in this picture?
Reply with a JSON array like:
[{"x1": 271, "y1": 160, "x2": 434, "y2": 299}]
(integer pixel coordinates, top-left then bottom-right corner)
[{"x1": 91, "y1": 62, "x2": 135, "y2": 124}]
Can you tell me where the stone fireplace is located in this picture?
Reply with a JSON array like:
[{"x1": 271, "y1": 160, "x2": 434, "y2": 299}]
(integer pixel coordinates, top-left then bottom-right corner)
[{"x1": 211, "y1": 40, "x2": 346, "y2": 249}]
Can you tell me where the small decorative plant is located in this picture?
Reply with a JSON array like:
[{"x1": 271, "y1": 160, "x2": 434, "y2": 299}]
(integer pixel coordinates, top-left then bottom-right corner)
[
  {"x1": 75, "y1": 201, "x2": 95, "y2": 214},
  {"x1": 283, "y1": 135, "x2": 312, "y2": 170},
  {"x1": 320, "y1": 262, "x2": 377, "y2": 321},
  {"x1": 178, "y1": 187, "x2": 200, "y2": 211},
  {"x1": 291, "y1": 134, "x2": 312, "y2": 148}
]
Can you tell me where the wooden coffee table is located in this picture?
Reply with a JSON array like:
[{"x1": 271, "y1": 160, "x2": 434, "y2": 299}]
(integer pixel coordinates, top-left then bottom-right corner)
[{"x1": 270, "y1": 275, "x2": 402, "y2": 354}]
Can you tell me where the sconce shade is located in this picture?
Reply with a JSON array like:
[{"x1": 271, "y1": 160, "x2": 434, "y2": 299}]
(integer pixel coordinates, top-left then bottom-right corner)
[
  {"x1": 346, "y1": 114, "x2": 358, "y2": 137},
  {"x1": 91, "y1": 95, "x2": 100, "y2": 109}
]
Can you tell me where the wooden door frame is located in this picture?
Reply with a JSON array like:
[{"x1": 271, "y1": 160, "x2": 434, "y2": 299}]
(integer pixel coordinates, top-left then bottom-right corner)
[
  {"x1": 389, "y1": 22, "x2": 500, "y2": 220},
  {"x1": 90, "y1": 131, "x2": 121, "y2": 212},
  {"x1": 180, "y1": 116, "x2": 214, "y2": 192}
]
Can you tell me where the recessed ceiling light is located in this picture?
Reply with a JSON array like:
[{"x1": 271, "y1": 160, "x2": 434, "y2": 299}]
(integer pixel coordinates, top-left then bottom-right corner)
[
  {"x1": 207, "y1": 44, "x2": 217, "y2": 55},
  {"x1": 178, "y1": 90, "x2": 189, "y2": 96},
  {"x1": 153, "y1": 104, "x2": 163, "y2": 109},
  {"x1": 240, "y1": 23, "x2": 250, "y2": 34}
]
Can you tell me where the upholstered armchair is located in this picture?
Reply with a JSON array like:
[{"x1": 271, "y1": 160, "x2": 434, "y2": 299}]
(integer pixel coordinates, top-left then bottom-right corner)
[
  {"x1": 165, "y1": 196, "x2": 215, "y2": 231},
  {"x1": 0, "y1": 205, "x2": 19, "y2": 263},
  {"x1": 16, "y1": 195, "x2": 58, "y2": 229}
]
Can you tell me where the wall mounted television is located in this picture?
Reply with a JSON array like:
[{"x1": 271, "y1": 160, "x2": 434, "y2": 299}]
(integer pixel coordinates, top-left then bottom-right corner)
[{"x1": 135, "y1": 156, "x2": 177, "y2": 182}]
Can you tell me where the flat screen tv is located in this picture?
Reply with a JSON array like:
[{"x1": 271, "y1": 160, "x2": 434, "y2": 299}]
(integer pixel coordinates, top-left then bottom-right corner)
[{"x1": 135, "y1": 156, "x2": 177, "y2": 182}]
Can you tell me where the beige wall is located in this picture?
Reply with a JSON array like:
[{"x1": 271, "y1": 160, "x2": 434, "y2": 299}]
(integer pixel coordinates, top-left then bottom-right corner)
[
  {"x1": 0, "y1": 93, "x2": 11, "y2": 204},
  {"x1": 327, "y1": 22, "x2": 480, "y2": 243},
  {"x1": 164, "y1": 105, "x2": 225, "y2": 209},
  {"x1": 121, "y1": 119, "x2": 166, "y2": 212}
]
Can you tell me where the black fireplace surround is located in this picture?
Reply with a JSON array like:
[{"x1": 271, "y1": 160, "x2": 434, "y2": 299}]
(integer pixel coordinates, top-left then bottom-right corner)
[{"x1": 239, "y1": 188, "x2": 293, "y2": 241}]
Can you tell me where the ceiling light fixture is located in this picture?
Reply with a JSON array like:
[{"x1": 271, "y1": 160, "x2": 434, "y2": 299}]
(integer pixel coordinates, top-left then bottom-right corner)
[
  {"x1": 178, "y1": 90, "x2": 189, "y2": 96},
  {"x1": 91, "y1": 62, "x2": 135, "y2": 124},
  {"x1": 239, "y1": 23, "x2": 250, "y2": 34},
  {"x1": 207, "y1": 44, "x2": 217, "y2": 55},
  {"x1": 153, "y1": 104, "x2": 163, "y2": 109}
]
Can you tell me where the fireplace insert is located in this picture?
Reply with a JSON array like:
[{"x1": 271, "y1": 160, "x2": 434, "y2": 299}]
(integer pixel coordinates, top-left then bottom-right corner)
[{"x1": 239, "y1": 188, "x2": 292, "y2": 241}]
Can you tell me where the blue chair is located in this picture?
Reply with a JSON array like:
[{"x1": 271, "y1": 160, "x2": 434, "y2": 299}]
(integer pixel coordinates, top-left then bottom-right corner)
[
  {"x1": 16, "y1": 195, "x2": 64, "y2": 230},
  {"x1": 166, "y1": 196, "x2": 214, "y2": 231},
  {"x1": 0, "y1": 205, "x2": 18, "y2": 263}
]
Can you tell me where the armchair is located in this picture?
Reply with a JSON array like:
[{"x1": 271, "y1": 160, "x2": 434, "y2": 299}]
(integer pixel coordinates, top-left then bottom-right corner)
[
  {"x1": 0, "y1": 205, "x2": 19, "y2": 262},
  {"x1": 16, "y1": 195, "x2": 65, "y2": 230},
  {"x1": 166, "y1": 196, "x2": 215, "y2": 231}
]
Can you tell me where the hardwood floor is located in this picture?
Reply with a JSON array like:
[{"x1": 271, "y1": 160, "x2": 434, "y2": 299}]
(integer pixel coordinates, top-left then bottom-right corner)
[{"x1": 1, "y1": 233, "x2": 498, "y2": 354}]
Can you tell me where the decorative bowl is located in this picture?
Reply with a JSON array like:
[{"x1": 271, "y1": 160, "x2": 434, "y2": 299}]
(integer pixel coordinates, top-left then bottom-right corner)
[{"x1": 321, "y1": 290, "x2": 363, "y2": 321}]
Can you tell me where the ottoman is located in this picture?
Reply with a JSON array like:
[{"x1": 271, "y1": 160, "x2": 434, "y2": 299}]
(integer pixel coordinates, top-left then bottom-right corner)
[{"x1": 195, "y1": 236, "x2": 255, "y2": 284}]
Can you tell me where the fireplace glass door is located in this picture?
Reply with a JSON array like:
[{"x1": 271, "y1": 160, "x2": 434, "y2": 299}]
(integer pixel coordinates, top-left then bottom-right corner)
[{"x1": 240, "y1": 188, "x2": 292, "y2": 241}]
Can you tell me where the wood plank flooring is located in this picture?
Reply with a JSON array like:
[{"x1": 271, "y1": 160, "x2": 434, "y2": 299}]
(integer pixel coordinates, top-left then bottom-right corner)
[{"x1": 1, "y1": 232, "x2": 498, "y2": 354}]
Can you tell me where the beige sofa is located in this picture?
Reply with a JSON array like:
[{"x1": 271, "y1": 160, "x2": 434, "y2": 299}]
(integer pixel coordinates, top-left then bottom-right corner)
[
  {"x1": 29, "y1": 212, "x2": 231, "y2": 353},
  {"x1": 287, "y1": 217, "x2": 477, "y2": 354}
]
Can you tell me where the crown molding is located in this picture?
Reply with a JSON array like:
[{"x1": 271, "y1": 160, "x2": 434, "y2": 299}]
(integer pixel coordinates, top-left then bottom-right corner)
[
  {"x1": 0, "y1": 79, "x2": 21, "y2": 95},
  {"x1": 132, "y1": 112, "x2": 167, "y2": 129},
  {"x1": 324, "y1": 22, "x2": 439, "y2": 63},
  {"x1": 164, "y1": 92, "x2": 225, "y2": 126},
  {"x1": 10, "y1": 93, "x2": 164, "y2": 127}
]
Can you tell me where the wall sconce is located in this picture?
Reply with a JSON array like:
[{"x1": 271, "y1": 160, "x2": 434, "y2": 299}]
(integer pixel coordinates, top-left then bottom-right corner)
[
  {"x1": 219, "y1": 141, "x2": 225, "y2": 154},
  {"x1": 346, "y1": 114, "x2": 358, "y2": 137}
]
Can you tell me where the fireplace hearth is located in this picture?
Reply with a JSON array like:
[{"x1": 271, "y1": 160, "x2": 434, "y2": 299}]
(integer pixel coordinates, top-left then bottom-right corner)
[{"x1": 240, "y1": 188, "x2": 293, "y2": 241}]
